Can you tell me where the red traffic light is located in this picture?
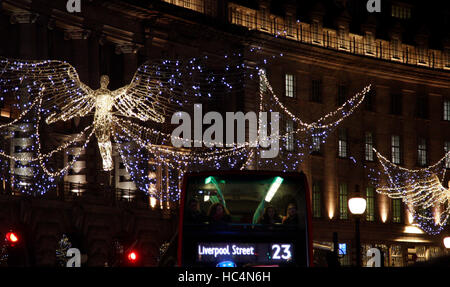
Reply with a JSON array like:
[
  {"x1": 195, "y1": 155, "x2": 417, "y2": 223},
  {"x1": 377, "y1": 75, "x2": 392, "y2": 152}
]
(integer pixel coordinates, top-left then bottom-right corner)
[
  {"x1": 127, "y1": 251, "x2": 138, "y2": 262},
  {"x1": 6, "y1": 232, "x2": 19, "y2": 244}
]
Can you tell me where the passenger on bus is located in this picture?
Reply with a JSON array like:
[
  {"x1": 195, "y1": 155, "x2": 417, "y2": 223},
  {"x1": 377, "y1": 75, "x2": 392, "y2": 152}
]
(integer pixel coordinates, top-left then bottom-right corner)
[
  {"x1": 207, "y1": 202, "x2": 231, "y2": 225},
  {"x1": 282, "y1": 203, "x2": 298, "y2": 225},
  {"x1": 185, "y1": 198, "x2": 207, "y2": 223},
  {"x1": 258, "y1": 206, "x2": 282, "y2": 225}
]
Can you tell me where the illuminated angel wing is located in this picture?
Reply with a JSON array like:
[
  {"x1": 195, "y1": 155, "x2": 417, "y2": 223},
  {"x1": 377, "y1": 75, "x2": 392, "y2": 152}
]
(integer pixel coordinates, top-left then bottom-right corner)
[
  {"x1": 0, "y1": 57, "x2": 95, "y2": 124},
  {"x1": 112, "y1": 58, "x2": 235, "y2": 123}
]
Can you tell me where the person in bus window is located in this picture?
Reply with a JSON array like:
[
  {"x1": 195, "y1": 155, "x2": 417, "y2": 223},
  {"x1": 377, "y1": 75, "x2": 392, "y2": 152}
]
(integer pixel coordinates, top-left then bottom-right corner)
[
  {"x1": 258, "y1": 206, "x2": 282, "y2": 224},
  {"x1": 207, "y1": 202, "x2": 231, "y2": 225},
  {"x1": 186, "y1": 198, "x2": 207, "y2": 223},
  {"x1": 282, "y1": 203, "x2": 298, "y2": 225}
]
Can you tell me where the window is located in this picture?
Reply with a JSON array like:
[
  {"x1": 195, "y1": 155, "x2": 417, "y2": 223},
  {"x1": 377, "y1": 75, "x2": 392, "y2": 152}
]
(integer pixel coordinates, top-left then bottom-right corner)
[
  {"x1": 338, "y1": 27, "x2": 347, "y2": 49},
  {"x1": 365, "y1": 132, "x2": 374, "y2": 161},
  {"x1": 312, "y1": 181, "x2": 322, "y2": 218},
  {"x1": 285, "y1": 74, "x2": 295, "y2": 98},
  {"x1": 417, "y1": 47, "x2": 427, "y2": 64},
  {"x1": 391, "y1": 5, "x2": 411, "y2": 20},
  {"x1": 391, "y1": 38, "x2": 400, "y2": 59},
  {"x1": 444, "y1": 100, "x2": 450, "y2": 121},
  {"x1": 337, "y1": 84, "x2": 347, "y2": 106},
  {"x1": 365, "y1": 32, "x2": 375, "y2": 55},
  {"x1": 415, "y1": 95, "x2": 428, "y2": 119},
  {"x1": 392, "y1": 199, "x2": 402, "y2": 223},
  {"x1": 311, "y1": 135, "x2": 321, "y2": 153},
  {"x1": 365, "y1": 87, "x2": 376, "y2": 111},
  {"x1": 366, "y1": 186, "x2": 375, "y2": 222},
  {"x1": 445, "y1": 142, "x2": 450, "y2": 169},
  {"x1": 311, "y1": 21, "x2": 320, "y2": 43},
  {"x1": 390, "y1": 93, "x2": 402, "y2": 115},
  {"x1": 286, "y1": 120, "x2": 294, "y2": 151},
  {"x1": 339, "y1": 183, "x2": 348, "y2": 220},
  {"x1": 338, "y1": 129, "x2": 348, "y2": 158},
  {"x1": 259, "y1": 9, "x2": 268, "y2": 31},
  {"x1": 310, "y1": 79, "x2": 322, "y2": 102},
  {"x1": 391, "y1": 135, "x2": 401, "y2": 164},
  {"x1": 417, "y1": 138, "x2": 427, "y2": 166}
]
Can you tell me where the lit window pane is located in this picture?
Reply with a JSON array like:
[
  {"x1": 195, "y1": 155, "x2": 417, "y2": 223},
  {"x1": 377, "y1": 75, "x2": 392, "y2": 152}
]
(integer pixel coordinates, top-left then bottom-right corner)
[
  {"x1": 365, "y1": 132, "x2": 374, "y2": 161},
  {"x1": 339, "y1": 183, "x2": 348, "y2": 219},
  {"x1": 391, "y1": 135, "x2": 401, "y2": 164},
  {"x1": 285, "y1": 74, "x2": 295, "y2": 98}
]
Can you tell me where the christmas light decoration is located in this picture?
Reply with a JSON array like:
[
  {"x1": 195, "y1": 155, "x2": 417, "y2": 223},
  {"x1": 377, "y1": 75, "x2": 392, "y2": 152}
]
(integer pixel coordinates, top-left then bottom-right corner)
[
  {"x1": 371, "y1": 148, "x2": 450, "y2": 234},
  {"x1": 0, "y1": 53, "x2": 370, "y2": 202}
]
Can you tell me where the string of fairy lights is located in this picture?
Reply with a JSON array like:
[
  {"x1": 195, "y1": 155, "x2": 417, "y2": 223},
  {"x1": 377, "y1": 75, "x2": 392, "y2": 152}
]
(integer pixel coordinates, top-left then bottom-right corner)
[
  {"x1": 1, "y1": 50, "x2": 371, "y2": 206},
  {"x1": 370, "y1": 148, "x2": 450, "y2": 234}
]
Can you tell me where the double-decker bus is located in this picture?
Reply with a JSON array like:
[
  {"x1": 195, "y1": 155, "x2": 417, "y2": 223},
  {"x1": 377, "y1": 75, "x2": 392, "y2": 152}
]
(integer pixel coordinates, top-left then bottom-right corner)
[{"x1": 177, "y1": 171, "x2": 313, "y2": 267}]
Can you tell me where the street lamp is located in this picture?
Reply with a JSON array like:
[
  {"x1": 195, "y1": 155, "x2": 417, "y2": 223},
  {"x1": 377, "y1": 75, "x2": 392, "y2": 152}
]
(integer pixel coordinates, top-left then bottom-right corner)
[
  {"x1": 348, "y1": 186, "x2": 366, "y2": 267},
  {"x1": 444, "y1": 237, "x2": 450, "y2": 249}
]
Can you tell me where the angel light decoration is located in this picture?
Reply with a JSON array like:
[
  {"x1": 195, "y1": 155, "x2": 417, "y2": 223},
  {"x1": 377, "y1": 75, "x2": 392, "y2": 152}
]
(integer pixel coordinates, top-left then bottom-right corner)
[{"x1": 0, "y1": 58, "x2": 176, "y2": 171}]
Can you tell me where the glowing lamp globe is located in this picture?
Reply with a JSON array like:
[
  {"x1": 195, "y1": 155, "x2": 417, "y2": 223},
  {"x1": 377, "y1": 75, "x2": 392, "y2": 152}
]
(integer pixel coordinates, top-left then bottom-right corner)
[
  {"x1": 444, "y1": 237, "x2": 450, "y2": 249},
  {"x1": 348, "y1": 197, "x2": 367, "y2": 215}
]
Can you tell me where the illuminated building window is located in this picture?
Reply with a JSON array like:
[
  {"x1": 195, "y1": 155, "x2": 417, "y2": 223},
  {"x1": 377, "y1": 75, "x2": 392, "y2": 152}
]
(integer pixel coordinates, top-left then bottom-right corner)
[
  {"x1": 311, "y1": 21, "x2": 320, "y2": 43},
  {"x1": 444, "y1": 141, "x2": 450, "y2": 169},
  {"x1": 286, "y1": 120, "x2": 294, "y2": 151},
  {"x1": 338, "y1": 27, "x2": 347, "y2": 50},
  {"x1": 285, "y1": 16, "x2": 295, "y2": 37},
  {"x1": 259, "y1": 8, "x2": 269, "y2": 31},
  {"x1": 312, "y1": 181, "x2": 322, "y2": 218},
  {"x1": 417, "y1": 138, "x2": 427, "y2": 167},
  {"x1": 390, "y1": 93, "x2": 402, "y2": 115},
  {"x1": 338, "y1": 129, "x2": 348, "y2": 158},
  {"x1": 391, "y1": 135, "x2": 401, "y2": 164},
  {"x1": 443, "y1": 100, "x2": 450, "y2": 121},
  {"x1": 366, "y1": 186, "x2": 375, "y2": 222},
  {"x1": 417, "y1": 47, "x2": 427, "y2": 64},
  {"x1": 365, "y1": 132, "x2": 374, "y2": 161},
  {"x1": 365, "y1": 32, "x2": 375, "y2": 55},
  {"x1": 285, "y1": 74, "x2": 295, "y2": 98},
  {"x1": 391, "y1": 38, "x2": 400, "y2": 59},
  {"x1": 337, "y1": 84, "x2": 347, "y2": 106},
  {"x1": 339, "y1": 183, "x2": 348, "y2": 220},
  {"x1": 392, "y1": 199, "x2": 402, "y2": 223},
  {"x1": 311, "y1": 135, "x2": 321, "y2": 153},
  {"x1": 391, "y1": 5, "x2": 411, "y2": 20},
  {"x1": 310, "y1": 79, "x2": 322, "y2": 103}
]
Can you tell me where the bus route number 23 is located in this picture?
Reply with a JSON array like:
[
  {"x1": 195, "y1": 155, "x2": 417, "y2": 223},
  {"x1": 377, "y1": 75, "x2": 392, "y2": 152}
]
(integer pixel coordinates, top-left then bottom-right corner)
[{"x1": 271, "y1": 244, "x2": 292, "y2": 260}]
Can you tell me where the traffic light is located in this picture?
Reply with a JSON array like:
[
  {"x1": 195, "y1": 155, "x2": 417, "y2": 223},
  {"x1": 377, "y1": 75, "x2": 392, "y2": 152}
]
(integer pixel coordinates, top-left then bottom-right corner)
[
  {"x1": 3, "y1": 230, "x2": 27, "y2": 266},
  {"x1": 126, "y1": 250, "x2": 138, "y2": 264},
  {"x1": 5, "y1": 232, "x2": 19, "y2": 246}
]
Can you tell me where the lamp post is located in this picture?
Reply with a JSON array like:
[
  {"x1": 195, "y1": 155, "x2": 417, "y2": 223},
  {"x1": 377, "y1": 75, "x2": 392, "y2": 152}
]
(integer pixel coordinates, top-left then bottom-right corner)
[
  {"x1": 348, "y1": 187, "x2": 366, "y2": 267},
  {"x1": 444, "y1": 236, "x2": 450, "y2": 250}
]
